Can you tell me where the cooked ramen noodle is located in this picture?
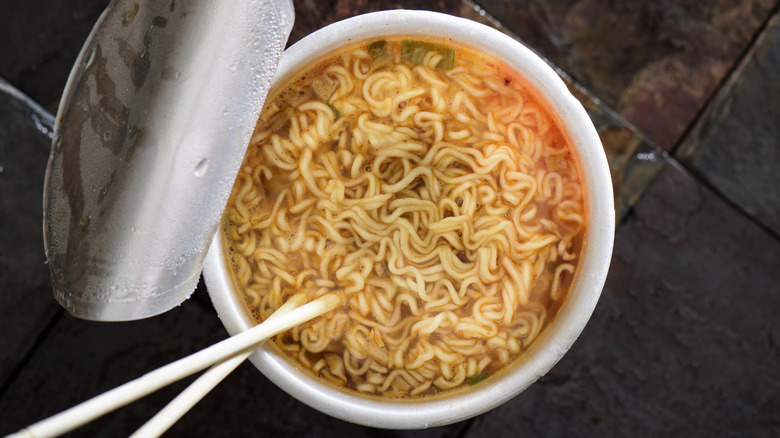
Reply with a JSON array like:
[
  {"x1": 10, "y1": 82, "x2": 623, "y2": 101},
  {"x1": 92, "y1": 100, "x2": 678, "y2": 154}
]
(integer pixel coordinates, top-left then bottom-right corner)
[{"x1": 224, "y1": 37, "x2": 586, "y2": 397}]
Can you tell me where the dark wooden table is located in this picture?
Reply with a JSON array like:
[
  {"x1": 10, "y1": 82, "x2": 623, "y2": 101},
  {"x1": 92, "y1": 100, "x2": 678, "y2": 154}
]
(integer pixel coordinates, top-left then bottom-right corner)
[{"x1": 2, "y1": 1, "x2": 779, "y2": 436}]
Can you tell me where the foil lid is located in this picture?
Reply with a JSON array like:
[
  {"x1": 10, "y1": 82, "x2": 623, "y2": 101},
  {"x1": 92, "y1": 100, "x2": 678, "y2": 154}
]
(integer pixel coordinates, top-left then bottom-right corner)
[{"x1": 43, "y1": 0, "x2": 294, "y2": 321}]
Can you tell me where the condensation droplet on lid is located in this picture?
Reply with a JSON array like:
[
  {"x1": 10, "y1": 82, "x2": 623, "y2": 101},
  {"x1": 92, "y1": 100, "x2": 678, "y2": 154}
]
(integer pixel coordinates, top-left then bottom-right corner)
[{"x1": 194, "y1": 158, "x2": 209, "y2": 177}]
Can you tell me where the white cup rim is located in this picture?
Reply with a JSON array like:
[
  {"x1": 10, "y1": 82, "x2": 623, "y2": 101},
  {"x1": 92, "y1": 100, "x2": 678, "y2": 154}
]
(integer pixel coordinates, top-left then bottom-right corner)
[{"x1": 204, "y1": 9, "x2": 614, "y2": 429}]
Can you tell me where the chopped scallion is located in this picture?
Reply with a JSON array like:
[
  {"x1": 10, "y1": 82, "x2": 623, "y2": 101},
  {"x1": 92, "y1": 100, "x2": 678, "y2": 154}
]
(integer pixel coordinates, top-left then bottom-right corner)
[
  {"x1": 368, "y1": 40, "x2": 386, "y2": 57},
  {"x1": 368, "y1": 40, "x2": 392, "y2": 71},
  {"x1": 468, "y1": 372, "x2": 490, "y2": 386},
  {"x1": 325, "y1": 101, "x2": 341, "y2": 118},
  {"x1": 223, "y1": 219, "x2": 232, "y2": 243},
  {"x1": 401, "y1": 40, "x2": 454, "y2": 70}
]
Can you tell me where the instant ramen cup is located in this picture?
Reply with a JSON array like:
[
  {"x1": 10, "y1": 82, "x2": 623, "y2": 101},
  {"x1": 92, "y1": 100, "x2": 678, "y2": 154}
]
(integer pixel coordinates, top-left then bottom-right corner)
[{"x1": 204, "y1": 9, "x2": 614, "y2": 429}]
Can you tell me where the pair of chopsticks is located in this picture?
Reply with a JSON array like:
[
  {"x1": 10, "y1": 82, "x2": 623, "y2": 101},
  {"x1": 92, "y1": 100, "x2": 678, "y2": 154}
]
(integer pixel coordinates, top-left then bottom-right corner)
[{"x1": 6, "y1": 294, "x2": 340, "y2": 438}]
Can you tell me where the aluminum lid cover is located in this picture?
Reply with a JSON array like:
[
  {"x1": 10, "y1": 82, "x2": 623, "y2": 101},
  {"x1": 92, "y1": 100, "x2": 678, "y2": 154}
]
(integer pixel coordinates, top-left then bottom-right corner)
[{"x1": 44, "y1": 0, "x2": 294, "y2": 321}]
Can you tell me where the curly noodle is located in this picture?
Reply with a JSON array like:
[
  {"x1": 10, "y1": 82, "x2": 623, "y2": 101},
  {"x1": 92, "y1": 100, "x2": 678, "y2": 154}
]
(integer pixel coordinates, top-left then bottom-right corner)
[{"x1": 223, "y1": 38, "x2": 585, "y2": 398}]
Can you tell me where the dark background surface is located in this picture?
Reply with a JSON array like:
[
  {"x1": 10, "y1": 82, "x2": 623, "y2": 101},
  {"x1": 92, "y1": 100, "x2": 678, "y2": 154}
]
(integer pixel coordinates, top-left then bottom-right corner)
[{"x1": 1, "y1": 0, "x2": 779, "y2": 436}]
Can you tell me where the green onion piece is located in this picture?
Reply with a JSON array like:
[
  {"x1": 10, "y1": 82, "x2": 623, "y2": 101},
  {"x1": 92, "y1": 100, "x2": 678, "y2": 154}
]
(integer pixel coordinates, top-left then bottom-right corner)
[
  {"x1": 401, "y1": 40, "x2": 455, "y2": 70},
  {"x1": 368, "y1": 40, "x2": 386, "y2": 57},
  {"x1": 368, "y1": 40, "x2": 392, "y2": 71},
  {"x1": 546, "y1": 261, "x2": 556, "y2": 273},
  {"x1": 468, "y1": 372, "x2": 490, "y2": 386},
  {"x1": 325, "y1": 101, "x2": 341, "y2": 118},
  {"x1": 223, "y1": 219, "x2": 232, "y2": 243}
]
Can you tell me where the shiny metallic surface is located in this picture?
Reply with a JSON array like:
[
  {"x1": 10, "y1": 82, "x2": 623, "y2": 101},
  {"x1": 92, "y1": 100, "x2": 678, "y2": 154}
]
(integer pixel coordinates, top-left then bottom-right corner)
[{"x1": 43, "y1": 0, "x2": 294, "y2": 321}]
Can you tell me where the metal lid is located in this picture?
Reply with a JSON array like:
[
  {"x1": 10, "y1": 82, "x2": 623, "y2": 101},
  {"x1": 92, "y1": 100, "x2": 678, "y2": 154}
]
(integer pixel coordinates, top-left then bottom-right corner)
[{"x1": 43, "y1": 0, "x2": 294, "y2": 321}]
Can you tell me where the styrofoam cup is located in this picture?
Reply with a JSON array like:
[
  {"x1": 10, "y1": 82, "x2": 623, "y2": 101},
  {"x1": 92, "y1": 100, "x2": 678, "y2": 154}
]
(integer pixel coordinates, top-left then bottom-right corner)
[{"x1": 203, "y1": 10, "x2": 614, "y2": 429}]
